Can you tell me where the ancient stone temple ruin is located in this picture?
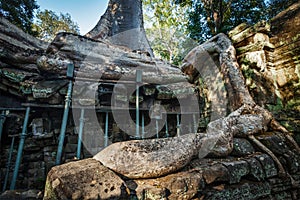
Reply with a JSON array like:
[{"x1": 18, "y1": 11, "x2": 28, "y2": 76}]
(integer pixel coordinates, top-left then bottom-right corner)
[{"x1": 0, "y1": 1, "x2": 300, "y2": 200}]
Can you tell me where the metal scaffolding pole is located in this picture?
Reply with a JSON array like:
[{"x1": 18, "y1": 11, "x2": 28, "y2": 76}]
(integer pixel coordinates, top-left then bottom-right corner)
[
  {"x1": 136, "y1": 84, "x2": 140, "y2": 138},
  {"x1": 0, "y1": 110, "x2": 7, "y2": 143},
  {"x1": 76, "y1": 108, "x2": 85, "y2": 159},
  {"x1": 56, "y1": 64, "x2": 74, "y2": 165},
  {"x1": 142, "y1": 113, "x2": 145, "y2": 139},
  {"x1": 176, "y1": 114, "x2": 181, "y2": 136},
  {"x1": 55, "y1": 80, "x2": 73, "y2": 165},
  {"x1": 165, "y1": 119, "x2": 169, "y2": 138},
  {"x1": 104, "y1": 112, "x2": 109, "y2": 147},
  {"x1": 135, "y1": 70, "x2": 142, "y2": 139},
  {"x1": 10, "y1": 106, "x2": 30, "y2": 190},
  {"x1": 3, "y1": 135, "x2": 15, "y2": 192}
]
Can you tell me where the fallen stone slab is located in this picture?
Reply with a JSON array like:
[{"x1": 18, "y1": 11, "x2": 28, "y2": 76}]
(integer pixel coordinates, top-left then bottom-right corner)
[{"x1": 43, "y1": 158, "x2": 129, "y2": 200}]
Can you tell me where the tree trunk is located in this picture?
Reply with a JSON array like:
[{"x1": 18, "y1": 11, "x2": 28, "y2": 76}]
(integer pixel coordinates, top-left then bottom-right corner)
[{"x1": 85, "y1": 0, "x2": 154, "y2": 57}]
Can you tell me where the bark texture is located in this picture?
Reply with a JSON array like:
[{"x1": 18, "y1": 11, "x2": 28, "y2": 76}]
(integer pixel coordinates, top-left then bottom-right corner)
[{"x1": 85, "y1": 0, "x2": 153, "y2": 56}]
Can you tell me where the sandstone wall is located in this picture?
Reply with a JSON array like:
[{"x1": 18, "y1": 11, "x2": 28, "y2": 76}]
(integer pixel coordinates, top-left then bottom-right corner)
[{"x1": 229, "y1": 2, "x2": 300, "y2": 141}]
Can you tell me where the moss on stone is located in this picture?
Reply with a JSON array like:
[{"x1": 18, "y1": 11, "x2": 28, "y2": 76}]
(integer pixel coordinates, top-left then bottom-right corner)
[
  {"x1": 1, "y1": 69, "x2": 26, "y2": 83},
  {"x1": 44, "y1": 178, "x2": 58, "y2": 200},
  {"x1": 286, "y1": 98, "x2": 300, "y2": 109},
  {"x1": 266, "y1": 98, "x2": 284, "y2": 112},
  {"x1": 241, "y1": 66, "x2": 255, "y2": 79},
  {"x1": 205, "y1": 182, "x2": 271, "y2": 200}
]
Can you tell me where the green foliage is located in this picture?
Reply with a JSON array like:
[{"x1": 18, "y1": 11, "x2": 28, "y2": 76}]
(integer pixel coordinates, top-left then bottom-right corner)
[
  {"x1": 184, "y1": 1, "x2": 212, "y2": 43},
  {"x1": 143, "y1": 0, "x2": 297, "y2": 61},
  {"x1": 267, "y1": 0, "x2": 299, "y2": 18},
  {"x1": 32, "y1": 9, "x2": 80, "y2": 42},
  {"x1": 179, "y1": 0, "x2": 299, "y2": 42},
  {"x1": 0, "y1": 0, "x2": 39, "y2": 35},
  {"x1": 0, "y1": 0, "x2": 80, "y2": 40},
  {"x1": 179, "y1": 0, "x2": 269, "y2": 43},
  {"x1": 227, "y1": 0, "x2": 268, "y2": 30},
  {"x1": 143, "y1": 0, "x2": 197, "y2": 65}
]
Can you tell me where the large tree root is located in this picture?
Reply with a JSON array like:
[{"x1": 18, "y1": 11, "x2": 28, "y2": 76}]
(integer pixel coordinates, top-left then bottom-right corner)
[
  {"x1": 181, "y1": 33, "x2": 300, "y2": 180},
  {"x1": 93, "y1": 34, "x2": 300, "y2": 179}
]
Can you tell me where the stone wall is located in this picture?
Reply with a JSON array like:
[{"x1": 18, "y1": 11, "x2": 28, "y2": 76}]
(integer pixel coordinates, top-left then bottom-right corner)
[
  {"x1": 43, "y1": 139, "x2": 300, "y2": 200},
  {"x1": 1, "y1": 110, "x2": 65, "y2": 190},
  {"x1": 0, "y1": 110, "x2": 182, "y2": 191},
  {"x1": 229, "y1": 2, "x2": 300, "y2": 141}
]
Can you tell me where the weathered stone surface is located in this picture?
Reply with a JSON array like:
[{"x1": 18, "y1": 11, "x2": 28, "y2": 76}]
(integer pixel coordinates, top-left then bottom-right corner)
[
  {"x1": 257, "y1": 133, "x2": 300, "y2": 174},
  {"x1": 134, "y1": 169, "x2": 204, "y2": 200},
  {"x1": 141, "y1": 187, "x2": 168, "y2": 200},
  {"x1": 203, "y1": 181, "x2": 272, "y2": 200},
  {"x1": 42, "y1": 153, "x2": 300, "y2": 200},
  {"x1": 205, "y1": 117, "x2": 234, "y2": 157},
  {"x1": 222, "y1": 160, "x2": 250, "y2": 184},
  {"x1": 255, "y1": 154, "x2": 278, "y2": 178},
  {"x1": 241, "y1": 50, "x2": 267, "y2": 71},
  {"x1": 0, "y1": 190, "x2": 43, "y2": 200},
  {"x1": 156, "y1": 82, "x2": 196, "y2": 99},
  {"x1": 43, "y1": 158, "x2": 129, "y2": 200},
  {"x1": 0, "y1": 15, "x2": 194, "y2": 111},
  {"x1": 188, "y1": 159, "x2": 230, "y2": 184},
  {"x1": 38, "y1": 33, "x2": 188, "y2": 85},
  {"x1": 245, "y1": 156, "x2": 265, "y2": 181},
  {"x1": 231, "y1": 138, "x2": 255, "y2": 156},
  {"x1": 229, "y1": 2, "x2": 300, "y2": 141},
  {"x1": 229, "y1": 20, "x2": 271, "y2": 45}
]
